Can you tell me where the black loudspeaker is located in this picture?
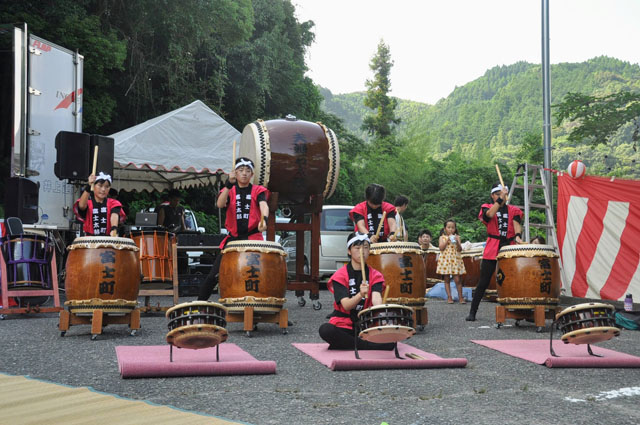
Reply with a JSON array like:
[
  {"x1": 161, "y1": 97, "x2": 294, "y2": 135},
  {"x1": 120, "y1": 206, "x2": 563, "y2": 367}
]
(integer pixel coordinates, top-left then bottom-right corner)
[
  {"x1": 3, "y1": 177, "x2": 39, "y2": 224},
  {"x1": 90, "y1": 135, "x2": 114, "y2": 178},
  {"x1": 54, "y1": 131, "x2": 90, "y2": 180}
]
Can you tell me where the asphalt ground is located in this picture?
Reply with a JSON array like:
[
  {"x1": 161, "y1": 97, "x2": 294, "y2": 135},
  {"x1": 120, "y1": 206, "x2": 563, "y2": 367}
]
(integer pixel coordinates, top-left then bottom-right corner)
[{"x1": 0, "y1": 290, "x2": 639, "y2": 425}]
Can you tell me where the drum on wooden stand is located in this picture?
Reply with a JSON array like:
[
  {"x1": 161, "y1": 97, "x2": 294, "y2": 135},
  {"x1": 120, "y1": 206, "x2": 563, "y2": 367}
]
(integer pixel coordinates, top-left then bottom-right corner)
[
  {"x1": 128, "y1": 230, "x2": 175, "y2": 286},
  {"x1": 550, "y1": 303, "x2": 620, "y2": 357},
  {"x1": 367, "y1": 242, "x2": 426, "y2": 308},
  {"x1": 64, "y1": 236, "x2": 140, "y2": 314},
  {"x1": 218, "y1": 240, "x2": 288, "y2": 313},
  {"x1": 423, "y1": 247, "x2": 441, "y2": 287},
  {"x1": 166, "y1": 301, "x2": 228, "y2": 349},
  {"x1": 496, "y1": 244, "x2": 561, "y2": 309},
  {"x1": 1, "y1": 234, "x2": 53, "y2": 290},
  {"x1": 357, "y1": 304, "x2": 416, "y2": 343},
  {"x1": 239, "y1": 117, "x2": 340, "y2": 206}
]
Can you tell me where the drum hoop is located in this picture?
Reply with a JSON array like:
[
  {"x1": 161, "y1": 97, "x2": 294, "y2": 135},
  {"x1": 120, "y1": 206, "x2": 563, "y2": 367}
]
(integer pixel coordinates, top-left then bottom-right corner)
[
  {"x1": 369, "y1": 242, "x2": 422, "y2": 255},
  {"x1": 555, "y1": 302, "x2": 614, "y2": 320},
  {"x1": 317, "y1": 122, "x2": 340, "y2": 200},
  {"x1": 64, "y1": 298, "x2": 138, "y2": 313},
  {"x1": 219, "y1": 296, "x2": 286, "y2": 307},
  {"x1": 461, "y1": 249, "x2": 484, "y2": 257},
  {"x1": 384, "y1": 297, "x2": 426, "y2": 307},
  {"x1": 166, "y1": 324, "x2": 229, "y2": 348},
  {"x1": 166, "y1": 301, "x2": 227, "y2": 317},
  {"x1": 357, "y1": 303, "x2": 413, "y2": 317},
  {"x1": 68, "y1": 237, "x2": 139, "y2": 252},
  {"x1": 222, "y1": 241, "x2": 286, "y2": 256},
  {"x1": 497, "y1": 245, "x2": 558, "y2": 259},
  {"x1": 560, "y1": 326, "x2": 620, "y2": 343},
  {"x1": 497, "y1": 297, "x2": 559, "y2": 307}
]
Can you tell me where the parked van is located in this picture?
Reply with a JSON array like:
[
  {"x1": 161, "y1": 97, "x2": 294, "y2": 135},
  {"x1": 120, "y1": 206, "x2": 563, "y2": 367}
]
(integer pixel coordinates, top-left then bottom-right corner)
[{"x1": 281, "y1": 205, "x2": 353, "y2": 279}]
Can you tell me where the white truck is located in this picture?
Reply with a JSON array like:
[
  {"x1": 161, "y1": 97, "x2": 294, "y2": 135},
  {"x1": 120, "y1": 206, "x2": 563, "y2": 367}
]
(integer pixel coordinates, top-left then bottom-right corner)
[{"x1": 1, "y1": 23, "x2": 83, "y2": 236}]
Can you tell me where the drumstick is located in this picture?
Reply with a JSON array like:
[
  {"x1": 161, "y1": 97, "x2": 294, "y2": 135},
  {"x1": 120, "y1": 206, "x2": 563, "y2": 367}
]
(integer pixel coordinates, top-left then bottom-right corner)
[
  {"x1": 359, "y1": 248, "x2": 368, "y2": 299},
  {"x1": 375, "y1": 211, "x2": 387, "y2": 238},
  {"x1": 495, "y1": 164, "x2": 509, "y2": 202},
  {"x1": 232, "y1": 139, "x2": 237, "y2": 170},
  {"x1": 259, "y1": 214, "x2": 265, "y2": 229},
  {"x1": 90, "y1": 145, "x2": 99, "y2": 191},
  {"x1": 382, "y1": 283, "x2": 390, "y2": 304}
]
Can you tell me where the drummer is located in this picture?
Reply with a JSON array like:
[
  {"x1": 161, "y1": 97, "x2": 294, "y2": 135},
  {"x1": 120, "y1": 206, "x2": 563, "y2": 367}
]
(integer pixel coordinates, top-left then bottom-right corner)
[
  {"x1": 350, "y1": 183, "x2": 398, "y2": 243},
  {"x1": 394, "y1": 195, "x2": 409, "y2": 242},
  {"x1": 466, "y1": 183, "x2": 523, "y2": 321},
  {"x1": 74, "y1": 172, "x2": 126, "y2": 237},
  {"x1": 318, "y1": 232, "x2": 395, "y2": 350},
  {"x1": 197, "y1": 157, "x2": 269, "y2": 301}
]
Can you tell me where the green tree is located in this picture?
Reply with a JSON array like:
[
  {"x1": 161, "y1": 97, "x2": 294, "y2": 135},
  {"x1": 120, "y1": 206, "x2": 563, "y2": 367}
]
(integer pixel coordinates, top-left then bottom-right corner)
[
  {"x1": 515, "y1": 131, "x2": 544, "y2": 165},
  {"x1": 361, "y1": 40, "x2": 400, "y2": 155},
  {"x1": 553, "y1": 91, "x2": 640, "y2": 148}
]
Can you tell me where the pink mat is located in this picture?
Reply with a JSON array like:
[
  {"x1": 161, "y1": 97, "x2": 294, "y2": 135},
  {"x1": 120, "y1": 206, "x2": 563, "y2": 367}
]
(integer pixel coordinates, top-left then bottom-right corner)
[
  {"x1": 292, "y1": 343, "x2": 467, "y2": 371},
  {"x1": 115, "y1": 343, "x2": 277, "y2": 378},
  {"x1": 472, "y1": 339, "x2": 640, "y2": 368}
]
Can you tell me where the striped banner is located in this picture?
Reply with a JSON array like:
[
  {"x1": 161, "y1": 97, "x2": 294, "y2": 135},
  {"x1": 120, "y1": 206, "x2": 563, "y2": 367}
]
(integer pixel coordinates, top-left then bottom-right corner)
[{"x1": 557, "y1": 174, "x2": 640, "y2": 300}]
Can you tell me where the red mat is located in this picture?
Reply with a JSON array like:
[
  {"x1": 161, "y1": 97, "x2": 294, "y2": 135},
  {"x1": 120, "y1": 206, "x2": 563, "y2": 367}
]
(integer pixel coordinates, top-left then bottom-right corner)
[
  {"x1": 115, "y1": 343, "x2": 277, "y2": 378},
  {"x1": 292, "y1": 343, "x2": 467, "y2": 371},
  {"x1": 472, "y1": 339, "x2": 640, "y2": 368}
]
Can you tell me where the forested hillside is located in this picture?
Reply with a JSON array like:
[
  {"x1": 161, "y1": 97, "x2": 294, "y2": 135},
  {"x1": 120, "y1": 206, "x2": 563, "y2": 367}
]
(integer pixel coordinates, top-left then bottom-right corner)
[{"x1": 322, "y1": 56, "x2": 640, "y2": 178}]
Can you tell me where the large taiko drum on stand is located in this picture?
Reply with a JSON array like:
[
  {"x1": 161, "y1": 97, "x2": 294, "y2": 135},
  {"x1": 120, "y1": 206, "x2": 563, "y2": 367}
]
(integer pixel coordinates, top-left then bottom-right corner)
[
  {"x1": 218, "y1": 240, "x2": 287, "y2": 313},
  {"x1": 127, "y1": 230, "x2": 175, "y2": 286},
  {"x1": 64, "y1": 236, "x2": 140, "y2": 314},
  {"x1": 367, "y1": 242, "x2": 426, "y2": 308},
  {"x1": 239, "y1": 117, "x2": 340, "y2": 205},
  {"x1": 422, "y1": 247, "x2": 441, "y2": 287},
  {"x1": 496, "y1": 244, "x2": 561, "y2": 309},
  {"x1": 358, "y1": 304, "x2": 416, "y2": 343},
  {"x1": 555, "y1": 303, "x2": 620, "y2": 345},
  {"x1": 459, "y1": 247, "x2": 497, "y2": 290},
  {"x1": 1, "y1": 234, "x2": 53, "y2": 290},
  {"x1": 166, "y1": 301, "x2": 228, "y2": 349}
]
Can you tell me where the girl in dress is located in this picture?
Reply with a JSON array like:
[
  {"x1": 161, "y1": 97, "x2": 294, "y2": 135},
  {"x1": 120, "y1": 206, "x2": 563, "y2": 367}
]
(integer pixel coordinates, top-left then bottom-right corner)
[{"x1": 436, "y1": 219, "x2": 466, "y2": 304}]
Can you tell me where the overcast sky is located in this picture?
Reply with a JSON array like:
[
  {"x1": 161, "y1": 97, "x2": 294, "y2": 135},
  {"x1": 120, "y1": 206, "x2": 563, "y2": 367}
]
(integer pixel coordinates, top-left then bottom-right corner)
[{"x1": 293, "y1": 0, "x2": 640, "y2": 104}]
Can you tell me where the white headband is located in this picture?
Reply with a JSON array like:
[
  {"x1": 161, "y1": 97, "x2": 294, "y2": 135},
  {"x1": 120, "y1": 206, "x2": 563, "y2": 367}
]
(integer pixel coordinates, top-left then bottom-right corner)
[
  {"x1": 347, "y1": 233, "x2": 370, "y2": 249},
  {"x1": 96, "y1": 172, "x2": 112, "y2": 183},
  {"x1": 491, "y1": 184, "x2": 507, "y2": 194},
  {"x1": 235, "y1": 159, "x2": 254, "y2": 170}
]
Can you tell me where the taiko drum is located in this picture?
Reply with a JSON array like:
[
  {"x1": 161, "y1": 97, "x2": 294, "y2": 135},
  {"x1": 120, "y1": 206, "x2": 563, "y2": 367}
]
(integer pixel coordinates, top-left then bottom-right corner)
[
  {"x1": 423, "y1": 247, "x2": 441, "y2": 286},
  {"x1": 166, "y1": 301, "x2": 228, "y2": 349},
  {"x1": 64, "y1": 236, "x2": 140, "y2": 313},
  {"x1": 358, "y1": 304, "x2": 416, "y2": 344},
  {"x1": 460, "y1": 247, "x2": 496, "y2": 289},
  {"x1": 1, "y1": 234, "x2": 53, "y2": 290},
  {"x1": 218, "y1": 240, "x2": 287, "y2": 312},
  {"x1": 496, "y1": 244, "x2": 561, "y2": 308},
  {"x1": 555, "y1": 302, "x2": 620, "y2": 345},
  {"x1": 367, "y1": 242, "x2": 426, "y2": 308},
  {"x1": 239, "y1": 117, "x2": 340, "y2": 205}
]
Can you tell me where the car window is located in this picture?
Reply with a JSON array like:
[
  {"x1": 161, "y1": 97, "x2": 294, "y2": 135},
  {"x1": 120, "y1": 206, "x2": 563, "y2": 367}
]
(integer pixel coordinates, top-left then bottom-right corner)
[
  {"x1": 281, "y1": 238, "x2": 296, "y2": 248},
  {"x1": 321, "y1": 209, "x2": 353, "y2": 231},
  {"x1": 184, "y1": 211, "x2": 195, "y2": 231}
]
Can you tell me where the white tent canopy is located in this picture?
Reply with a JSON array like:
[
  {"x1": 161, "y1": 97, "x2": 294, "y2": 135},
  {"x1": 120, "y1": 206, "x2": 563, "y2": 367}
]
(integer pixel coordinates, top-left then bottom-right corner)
[{"x1": 110, "y1": 100, "x2": 239, "y2": 192}]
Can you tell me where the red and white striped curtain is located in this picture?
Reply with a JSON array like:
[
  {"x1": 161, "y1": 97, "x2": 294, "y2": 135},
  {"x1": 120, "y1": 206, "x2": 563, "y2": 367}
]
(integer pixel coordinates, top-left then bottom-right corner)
[{"x1": 557, "y1": 174, "x2": 640, "y2": 300}]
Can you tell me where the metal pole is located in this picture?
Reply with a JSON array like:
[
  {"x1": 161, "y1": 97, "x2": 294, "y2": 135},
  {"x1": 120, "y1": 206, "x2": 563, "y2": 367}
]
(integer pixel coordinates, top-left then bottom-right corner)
[{"x1": 541, "y1": 0, "x2": 552, "y2": 241}]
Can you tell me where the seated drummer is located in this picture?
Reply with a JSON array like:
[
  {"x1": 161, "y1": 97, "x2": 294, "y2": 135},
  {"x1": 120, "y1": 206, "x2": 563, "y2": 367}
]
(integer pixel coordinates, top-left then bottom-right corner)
[
  {"x1": 318, "y1": 232, "x2": 395, "y2": 350},
  {"x1": 74, "y1": 172, "x2": 126, "y2": 237},
  {"x1": 350, "y1": 183, "x2": 398, "y2": 243},
  {"x1": 197, "y1": 157, "x2": 269, "y2": 301},
  {"x1": 157, "y1": 189, "x2": 186, "y2": 232},
  {"x1": 466, "y1": 182, "x2": 523, "y2": 321},
  {"x1": 418, "y1": 229, "x2": 435, "y2": 250}
]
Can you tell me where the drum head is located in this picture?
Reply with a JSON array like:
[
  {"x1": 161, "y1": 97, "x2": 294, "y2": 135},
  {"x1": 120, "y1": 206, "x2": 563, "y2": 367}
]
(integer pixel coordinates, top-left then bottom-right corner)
[
  {"x1": 359, "y1": 326, "x2": 416, "y2": 344},
  {"x1": 497, "y1": 244, "x2": 558, "y2": 259},
  {"x1": 369, "y1": 242, "x2": 422, "y2": 255},
  {"x1": 68, "y1": 236, "x2": 139, "y2": 251},
  {"x1": 222, "y1": 240, "x2": 286, "y2": 255},
  {"x1": 560, "y1": 326, "x2": 620, "y2": 345},
  {"x1": 556, "y1": 302, "x2": 614, "y2": 320},
  {"x1": 166, "y1": 301, "x2": 226, "y2": 318},
  {"x1": 166, "y1": 324, "x2": 229, "y2": 349}
]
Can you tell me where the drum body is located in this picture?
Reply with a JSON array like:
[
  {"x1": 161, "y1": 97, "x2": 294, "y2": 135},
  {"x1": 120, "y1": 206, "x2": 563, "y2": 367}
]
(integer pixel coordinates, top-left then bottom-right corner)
[
  {"x1": 357, "y1": 304, "x2": 416, "y2": 343},
  {"x1": 218, "y1": 240, "x2": 287, "y2": 312},
  {"x1": 1, "y1": 234, "x2": 52, "y2": 290},
  {"x1": 64, "y1": 236, "x2": 140, "y2": 313},
  {"x1": 367, "y1": 242, "x2": 426, "y2": 307},
  {"x1": 128, "y1": 230, "x2": 175, "y2": 283},
  {"x1": 556, "y1": 303, "x2": 620, "y2": 345},
  {"x1": 166, "y1": 301, "x2": 228, "y2": 349},
  {"x1": 423, "y1": 247, "x2": 441, "y2": 285},
  {"x1": 239, "y1": 118, "x2": 340, "y2": 205},
  {"x1": 496, "y1": 244, "x2": 561, "y2": 308},
  {"x1": 460, "y1": 248, "x2": 496, "y2": 289}
]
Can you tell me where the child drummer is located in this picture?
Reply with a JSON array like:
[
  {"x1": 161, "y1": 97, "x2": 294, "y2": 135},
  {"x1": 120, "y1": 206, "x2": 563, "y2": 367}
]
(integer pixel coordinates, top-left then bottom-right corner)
[
  {"x1": 350, "y1": 183, "x2": 398, "y2": 243},
  {"x1": 74, "y1": 172, "x2": 126, "y2": 237},
  {"x1": 197, "y1": 157, "x2": 269, "y2": 301},
  {"x1": 318, "y1": 232, "x2": 395, "y2": 350}
]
